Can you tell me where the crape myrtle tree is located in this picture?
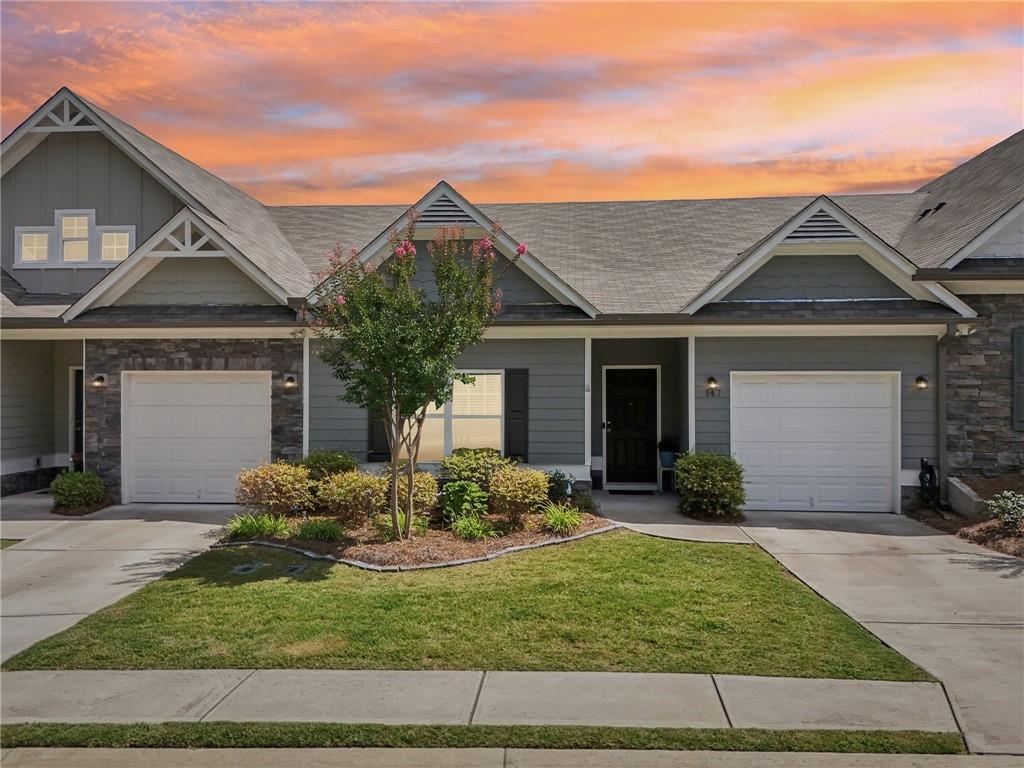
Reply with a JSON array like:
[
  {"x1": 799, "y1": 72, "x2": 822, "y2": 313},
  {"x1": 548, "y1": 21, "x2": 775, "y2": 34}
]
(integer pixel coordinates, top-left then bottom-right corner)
[{"x1": 311, "y1": 212, "x2": 526, "y2": 539}]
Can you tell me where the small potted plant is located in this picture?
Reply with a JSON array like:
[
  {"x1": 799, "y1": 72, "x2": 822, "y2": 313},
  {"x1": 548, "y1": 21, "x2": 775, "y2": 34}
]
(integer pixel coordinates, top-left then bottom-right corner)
[{"x1": 658, "y1": 439, "x2": 678, "y2": 469}]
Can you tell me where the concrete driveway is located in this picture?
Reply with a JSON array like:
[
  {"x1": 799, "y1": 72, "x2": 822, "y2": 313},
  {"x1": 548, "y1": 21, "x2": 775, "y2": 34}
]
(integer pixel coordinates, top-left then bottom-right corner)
[
  {"x1": 1, "y1": 492, "x2": 234, "y2": 662},
  {"x1": 739, "y1": 511, "x2": 1024, "y2": 756}
]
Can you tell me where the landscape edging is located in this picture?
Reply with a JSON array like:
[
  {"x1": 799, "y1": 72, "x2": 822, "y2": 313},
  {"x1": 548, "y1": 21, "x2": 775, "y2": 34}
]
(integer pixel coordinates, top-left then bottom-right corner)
[{"x1": 213, "y1": 522, "x2": 622, "y2": 572}]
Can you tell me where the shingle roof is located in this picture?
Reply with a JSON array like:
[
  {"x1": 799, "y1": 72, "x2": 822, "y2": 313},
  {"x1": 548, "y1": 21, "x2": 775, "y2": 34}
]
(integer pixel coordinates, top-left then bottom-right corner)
[
  {"x1": 78, "y1": 93, "x2": 316, "y2": 298},
  {"x1": 0, "y1": 270, "x2": 73, "y2": 319},
  {"x1": 271, "y1": 193, "x2": 929, "y2": 314},
  {"x1": 897, "y1": 130, "x2": 1024, "y2": 268}
]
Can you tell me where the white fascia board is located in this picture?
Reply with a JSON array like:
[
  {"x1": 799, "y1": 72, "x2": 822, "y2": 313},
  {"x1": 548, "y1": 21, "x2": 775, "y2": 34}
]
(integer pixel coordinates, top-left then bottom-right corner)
[
  {"x1": 942, "y1": 199, "x2": 1024, "y2": 269},
  {"x1": 350, "y1": 180, "x2": 598, "y2": 317},
  {"x1": 62, "y1": 208, "x2": 289, "y2": 321},
  {"x1": 481, "y1": 323, "x2": 951, "y2": 339},
  {"x1": 683, "y1": 196, "x2": 975, "y2": 318}
]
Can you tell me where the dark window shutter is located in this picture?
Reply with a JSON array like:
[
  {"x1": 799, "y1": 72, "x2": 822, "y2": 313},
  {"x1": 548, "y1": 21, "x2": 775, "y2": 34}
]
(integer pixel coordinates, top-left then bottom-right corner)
[
  {"x1": 504, "y1": 369, "x2": 529, "y2": 461},
  {"x1": 367, "y1": 413, "x2": 391, "y2": 461},
  {"x1": 1014, "y1": 328, "x2": 1024, "y2": 431}
]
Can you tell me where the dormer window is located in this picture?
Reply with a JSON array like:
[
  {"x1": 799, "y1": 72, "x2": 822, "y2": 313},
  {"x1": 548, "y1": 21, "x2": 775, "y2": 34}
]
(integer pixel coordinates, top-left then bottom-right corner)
[
  {"x1": 62, "y1": 215, "x2": 90, "y2": 262},
  {"x1": 14, "y1": 210, "x2": 135, "y2": 268}
]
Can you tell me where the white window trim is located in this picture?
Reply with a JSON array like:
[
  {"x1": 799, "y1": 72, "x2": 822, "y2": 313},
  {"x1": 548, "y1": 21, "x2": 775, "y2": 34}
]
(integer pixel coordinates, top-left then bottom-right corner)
[
  {"x1": 13, "y1": 209, "x2": 135, "y2": 269},
  {"x1": 418, "y1": 369, "x2": 505, "y2": 459}
]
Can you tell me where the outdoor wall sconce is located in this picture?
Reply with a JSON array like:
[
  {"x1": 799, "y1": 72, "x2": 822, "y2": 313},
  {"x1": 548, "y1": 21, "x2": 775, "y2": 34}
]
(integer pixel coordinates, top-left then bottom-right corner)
[
  {"x1": 91, "y1": 374, "x2": 107, "y2": 389},
  {"x1": 705, "y1": 376, "x2": 721, "y2": 397},
  {"x1": 282, "y1": 373, "x2": 299, "y2": 389},
  {"x1": 915, "y1": 376, "x2": 929, "y2": 390}
]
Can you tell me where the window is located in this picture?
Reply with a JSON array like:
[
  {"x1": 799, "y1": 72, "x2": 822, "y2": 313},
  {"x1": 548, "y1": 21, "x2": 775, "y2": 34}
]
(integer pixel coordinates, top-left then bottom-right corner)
[
  {"x1": 20, "y1": 232, "x2": 49, "y2": 262},
  {"x1": 101, "y1": 232, "x2": 131, "y2": 261},
  {"x1": 409, "y1": 371, "x2": 504, "y2": 461},
  {"x1": 61, "y1": 215, "x2": 89, "y2": 262}
]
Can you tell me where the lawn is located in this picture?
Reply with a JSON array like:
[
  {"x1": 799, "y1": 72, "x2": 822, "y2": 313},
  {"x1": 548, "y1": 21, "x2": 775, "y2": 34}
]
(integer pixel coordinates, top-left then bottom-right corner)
[
  {"x1": 4, "y1": 530, "x2": 927, "y2": 680},
  {"x1": 0, "y1": 539, "x2": 19, "y2": 549}
]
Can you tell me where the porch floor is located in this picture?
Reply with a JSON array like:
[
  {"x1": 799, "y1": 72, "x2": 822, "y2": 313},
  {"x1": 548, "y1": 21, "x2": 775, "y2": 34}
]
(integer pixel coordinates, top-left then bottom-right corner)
[{"x1": 593, "y1": 490, "x2": 753, "y2": 544}]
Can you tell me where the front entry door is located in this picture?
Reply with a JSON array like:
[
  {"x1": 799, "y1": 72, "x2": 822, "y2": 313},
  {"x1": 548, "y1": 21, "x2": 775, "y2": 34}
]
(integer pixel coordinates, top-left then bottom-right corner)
[{"x1": 605, "y1": 368, "x2": 658, "y2": 485}]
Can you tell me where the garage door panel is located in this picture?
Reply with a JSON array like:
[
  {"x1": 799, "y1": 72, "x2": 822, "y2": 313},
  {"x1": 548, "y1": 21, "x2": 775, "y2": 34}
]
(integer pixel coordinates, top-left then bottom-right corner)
[
  {"x1": 732, "y1": 373, "x2": 896, "y2": 512},
  {"x1": 124, "y1": 373, "x2": 271, "y2": 503}
]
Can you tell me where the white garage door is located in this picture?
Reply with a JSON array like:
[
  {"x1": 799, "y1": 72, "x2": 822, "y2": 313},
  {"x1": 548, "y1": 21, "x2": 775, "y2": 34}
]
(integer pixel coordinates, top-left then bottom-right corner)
[
  {"x1": 731, "y1": 373, "x2": 897, "y2": 513},
  {"x1": 124, "y1": 372, "x2": 271, "y2": 503}
]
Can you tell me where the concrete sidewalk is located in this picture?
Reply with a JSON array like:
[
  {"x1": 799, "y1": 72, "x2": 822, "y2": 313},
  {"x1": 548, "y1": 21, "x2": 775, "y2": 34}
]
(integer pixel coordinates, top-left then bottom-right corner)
[
  {"x1": 2, "y1": 749, "x2": 1019, "y2": 768},
  {"x1": 1, "y1": 669, "x2": 959, "y2": 733}
]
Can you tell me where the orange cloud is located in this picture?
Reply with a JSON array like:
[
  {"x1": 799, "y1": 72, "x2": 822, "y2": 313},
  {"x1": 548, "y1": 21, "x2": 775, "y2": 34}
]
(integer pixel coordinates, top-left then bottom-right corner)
[{"x1": 2, "y1": 2, "x2": 1020, "y2": 204}]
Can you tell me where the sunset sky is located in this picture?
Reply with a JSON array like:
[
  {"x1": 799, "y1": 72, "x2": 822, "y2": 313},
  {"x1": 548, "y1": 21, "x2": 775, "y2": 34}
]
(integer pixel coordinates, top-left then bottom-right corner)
[{"x1": 2, "y1": 1, "x2": 1021, "y2": 205}]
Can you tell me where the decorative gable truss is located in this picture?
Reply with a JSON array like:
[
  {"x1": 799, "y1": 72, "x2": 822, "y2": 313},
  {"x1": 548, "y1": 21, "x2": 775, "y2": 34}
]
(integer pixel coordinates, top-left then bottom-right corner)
[
  {"x1": 62, "y1": 208, "x2": 289, "y2": 320},
  {"x1": 347, "y1": 181, "x2": 599, "y2": 317},
  {"x1": 30, "y1": 96, "x2": 100, "y2": 133},
  {"x1": 684, "y1": 196, "x2": 977, "y2": 318}
]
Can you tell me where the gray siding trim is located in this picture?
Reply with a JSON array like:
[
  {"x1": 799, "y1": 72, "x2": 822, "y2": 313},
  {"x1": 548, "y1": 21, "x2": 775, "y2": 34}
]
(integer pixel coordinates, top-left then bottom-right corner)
[
  {"x1": 403, "y1": 246, "x2": 559, "y2": 305},
  {"x1": 1, "y1": 341, "x2": 56, "y2": 470},
  {"x1": 694, "y1": 336, "x2": 938, "y2": 471},
  {"x1": 724, "y1": 254, "x2": 910, "y2": 301},
  {"x1": 52, "y1": 340, "x2": 83, "y2": 458},
  {"x1": 590, "y1": 338, "x2": 687, "y2": 457},
  {"x1": 2, "y1": 132, "x2": 184, "y2": 295},
  {"x1": 309, "y1": 339, "x2": 585, "y2": 464},
  {"x1": 114, "y1": 257, "x2": 276, "y2": 306}
]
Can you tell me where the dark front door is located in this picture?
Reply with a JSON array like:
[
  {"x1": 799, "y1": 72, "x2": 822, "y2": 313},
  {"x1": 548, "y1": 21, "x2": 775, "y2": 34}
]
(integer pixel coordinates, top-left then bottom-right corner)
[
  {"x1": 73, "y1": 368, "x2": 84, "y2": 471},
  {"x1": 605, "y1": 368, "x2": 658, "y2": 485}
]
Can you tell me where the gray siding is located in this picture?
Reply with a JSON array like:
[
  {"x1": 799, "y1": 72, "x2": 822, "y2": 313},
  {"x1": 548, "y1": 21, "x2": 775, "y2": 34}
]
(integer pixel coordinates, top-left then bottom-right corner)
[
  {"x1": 2, "y1": 132, "x2": 185, "y2": 294},
  {"x1": 1, "y1": 341, "x2": 55, "y2": 469},
  {"x1": 402, "y1": 245, "x2": 558, "y2": 304},
  {"x1": 693, "y1": 336, "x2": 937, "y2": 471},
  {"x1": 724, "y1": 254, "x2": 909, "y2": 301},
  {"x1": 114, "y1": 257, "x2": 276, "y2": 305},
  {"x1": 52, "y1": 340, "x2": 83, "y2": 457},
  {"x1": 309, "y1": 338, "x2": 585, "y2": 464},
  {"x1": 591, "y1": 338, "x2": 687, "y2": 457}
]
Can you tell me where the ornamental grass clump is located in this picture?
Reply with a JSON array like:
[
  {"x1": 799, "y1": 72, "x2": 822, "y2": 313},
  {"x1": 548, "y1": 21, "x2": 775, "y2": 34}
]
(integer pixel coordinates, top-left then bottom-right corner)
[
  {"x1": 451, "y1": 514, "x2": 499, "y2": 541},
  {"x1": 542, "y1": 501, "x2": 583, "y2": 535},
  {"x1": 50, "y1": 471, "x2": 106, "y2": 509},
  {"x1": 675, "y1": 452, "x2": 746, "y2": 518},
  {"x1": 490, "y1": 467, "x2": 550, "y2": 528},
  {"x1": 295, "y1": 518, "x2": 345, "y2": 542},
  {"x1": 225, "y1": 513, "x2": 290, "y2": 539},
  {"x1": 317, "y1": 472, "x2": 386, "y2": 525},
  {"x1": 235, "y1": 462, "x2": 314, "y2": 516}
]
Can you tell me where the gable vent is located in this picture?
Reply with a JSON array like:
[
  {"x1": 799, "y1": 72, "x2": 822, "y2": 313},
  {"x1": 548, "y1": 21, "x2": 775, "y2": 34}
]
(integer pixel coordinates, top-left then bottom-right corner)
[
  {"x1": 419, "y1": 194, "x2": 477, "y2": 226},
  {"x1": 784, "y1": 210, "x2": 859, "y2": 242}
]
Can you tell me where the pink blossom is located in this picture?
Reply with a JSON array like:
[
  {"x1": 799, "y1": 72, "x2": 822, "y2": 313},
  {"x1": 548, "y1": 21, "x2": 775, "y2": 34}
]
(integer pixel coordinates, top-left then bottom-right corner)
[
  {"x1": 516, "y1": 242, "x2": 527, "y2": 256},
  {"x1": 395, "y1": 246, "x2": 407, "y2": 258},
  {"x1": 336, "y1": 295, "x2": 346, "y2": 306},
  {"x1": 407, "y1": 243, "x2": 417, "y2": 256},
  {"x1": 479, "y1": 237, "x2": 493, "y2": 251}
]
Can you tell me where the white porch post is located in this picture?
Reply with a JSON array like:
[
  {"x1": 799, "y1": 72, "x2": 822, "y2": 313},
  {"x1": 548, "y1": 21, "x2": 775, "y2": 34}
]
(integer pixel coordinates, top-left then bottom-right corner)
[
  {"x1": 687, "y1": 336, "x2": 696, "y2": 452},
  {"x1": 302, "y1": 332, "x2": 310, "y2": 457},
  {"x1": 584, "y1": 336, "x2": 592, "y2": 471}
]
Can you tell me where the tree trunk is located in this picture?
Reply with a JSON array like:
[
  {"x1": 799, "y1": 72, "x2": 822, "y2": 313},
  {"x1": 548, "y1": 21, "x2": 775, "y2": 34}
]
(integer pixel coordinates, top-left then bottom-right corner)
[{"x1": 388, "y1": 407, "x2": 403, "y2": 539}]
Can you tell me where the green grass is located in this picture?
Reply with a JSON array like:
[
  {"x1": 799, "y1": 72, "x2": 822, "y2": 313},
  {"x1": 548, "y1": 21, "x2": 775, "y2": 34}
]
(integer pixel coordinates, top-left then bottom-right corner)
[
  {"x1": 3, "y1": 531, "x2": 927, "y2": 680},
  {"x1": 0, "y1": 723, "x2": 966, "y2": 754},
  {"x1": 0, "y1": 539, "x2": 19, "y2": 549}
]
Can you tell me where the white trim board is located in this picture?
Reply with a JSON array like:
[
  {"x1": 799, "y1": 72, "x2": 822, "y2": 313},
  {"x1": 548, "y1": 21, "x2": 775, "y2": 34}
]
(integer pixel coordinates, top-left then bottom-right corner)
[
  {"x1": 683, "y1": 196, "x2": 976, "y2": 318},
  {"x1": 728, "y1": 370, "x2": 902, "y2": 514},
  {"x1": 2, "y1": 328, "x2": 302, "y2": 341},
  {"x1": 601, "y1": 364, "x2": 661, "y2": 491}
]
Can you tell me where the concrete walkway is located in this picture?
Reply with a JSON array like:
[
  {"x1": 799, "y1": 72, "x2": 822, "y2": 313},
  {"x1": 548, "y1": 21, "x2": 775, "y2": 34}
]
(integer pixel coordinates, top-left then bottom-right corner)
[
  {"x1": 598, "y1": 495, "x2": 1024, "y2": 755},
  {"x1": 2, "y1": 749, "x2": 1019, "y2": 768},
  {"x1": 0, "y1": 492, "x2": 235, "y2": 661},
  {"x1": 1, "y1": 669, "x2": 959, "y2": 733}
]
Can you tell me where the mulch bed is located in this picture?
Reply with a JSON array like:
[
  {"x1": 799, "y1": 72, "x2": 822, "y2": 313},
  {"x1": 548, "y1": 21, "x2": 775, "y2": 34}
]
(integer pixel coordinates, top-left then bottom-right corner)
[
  {"x1": 908, "y1": 475, "x2": 1022, "y2": 558},
  {"x1": 241, "y1": 512, "x2": 614, "y2": 567},
  {"x1": 51, "y1": 498, "x2": 114, "y2": 517},
  {"x1": 961, "y1": 475, "x2": 1024, "y2": 498}
]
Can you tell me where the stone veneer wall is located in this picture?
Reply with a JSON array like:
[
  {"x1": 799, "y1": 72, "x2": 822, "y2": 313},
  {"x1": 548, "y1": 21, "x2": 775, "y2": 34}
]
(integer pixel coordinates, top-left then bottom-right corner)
[
  {"x1": 84, "y1": 338, "x2": 303, "y2": 501},
  {"x1": 945, "y1": 294, "x2": 1023, "y2": 477}
]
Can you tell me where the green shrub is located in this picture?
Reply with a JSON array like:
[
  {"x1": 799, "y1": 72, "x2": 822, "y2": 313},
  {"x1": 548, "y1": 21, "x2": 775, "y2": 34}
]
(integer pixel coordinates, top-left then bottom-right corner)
[
  {"x1": 225, "y1": 513, "x2": 290, "y2": 539},
  {"x1": 451, "y1": 514, "x2": 499, "y2": 541},
  {"x1": 675, "y1": 452, "x2": 746, "y2": 518},
  {"x1": 392, "y1": 471, "x2": 439, "y2": 514},
  {"x1": 547, "y1": 469, "x2": 573, "y2": 502},
  {"x1": 374, "y1": 511, "x2": 429, "y2": 541},
  {"x1": 298, "y1": 449, "x2": 359, "y2": 481},
  {"x1": 440, "y1": 448, "x2": 517, "y2": 491},
  {"x1": 295, "y1": 518, "x2": 345, "y2": 542},
  {"x1": 988, "y1": 491, "x2": 1024, "y2": 532},
  {"x1": 441, "y1": 480, "x2": 488, "y2": 521},
  {"x1": 317, "y1": 472, "x2": 386, "y2": 524},
  {"x1": 490, "y1": 467, "x2": 550, "y2": 527},
  {"x1": 50, "y1": 471, "x2": 106, "y2": 509},
  {"x1": 542, "y1": 501, "x2": 583, "y2": 535},
  {"x1": 235, "y1": 462, "x2": 314, "y2": 516}
]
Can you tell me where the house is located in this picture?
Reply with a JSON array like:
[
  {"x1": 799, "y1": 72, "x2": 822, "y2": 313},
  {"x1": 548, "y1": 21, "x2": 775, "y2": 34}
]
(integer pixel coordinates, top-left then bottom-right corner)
[{"x1": 1, "y1": 87, "x2": 1021, "y2": 512}]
